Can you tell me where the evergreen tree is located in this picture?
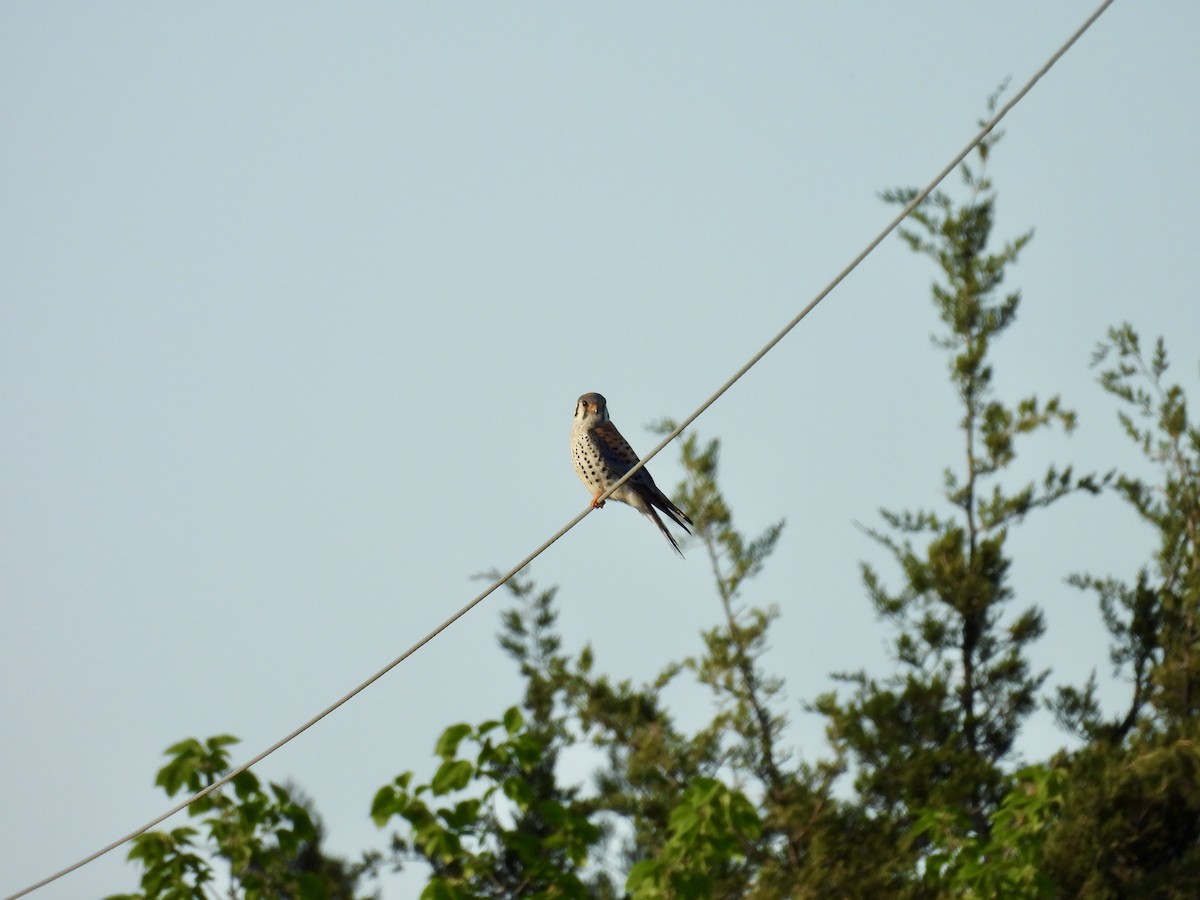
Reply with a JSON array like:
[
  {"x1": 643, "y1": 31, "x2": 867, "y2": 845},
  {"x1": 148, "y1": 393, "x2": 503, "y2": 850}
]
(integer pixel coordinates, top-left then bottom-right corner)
[
  {"x1": 1044, "y1": 326, "x2": 1200, "y2": 897},
  {"x1": 814, "y1": 119, "x2": 1101, "y2": 891}
]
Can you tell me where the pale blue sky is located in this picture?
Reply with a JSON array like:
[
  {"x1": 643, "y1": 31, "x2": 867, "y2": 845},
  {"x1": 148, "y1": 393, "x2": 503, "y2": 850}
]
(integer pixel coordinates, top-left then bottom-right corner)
[{"x1": 3, "y1": 3, "x2": 1199, "y2": 898}]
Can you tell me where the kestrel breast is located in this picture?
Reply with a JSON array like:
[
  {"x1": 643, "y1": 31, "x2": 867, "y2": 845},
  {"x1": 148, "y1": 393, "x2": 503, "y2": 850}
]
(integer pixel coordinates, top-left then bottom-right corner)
[{"x1": 573, "y1": 432, "x2": 616, "y2": 491}]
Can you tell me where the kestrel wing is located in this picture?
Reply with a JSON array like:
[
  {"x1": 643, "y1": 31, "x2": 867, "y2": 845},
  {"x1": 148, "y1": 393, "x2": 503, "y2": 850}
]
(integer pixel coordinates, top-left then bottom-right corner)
[
  {"x1": 639, "y1": 484, "x2": 693, "y2": 533},
  {"x1": 591, "y1": 421, "x2": 643, "y2": 476},
  {"x1": 593, "y1": 419, "x2": 693, "y2": 554}
]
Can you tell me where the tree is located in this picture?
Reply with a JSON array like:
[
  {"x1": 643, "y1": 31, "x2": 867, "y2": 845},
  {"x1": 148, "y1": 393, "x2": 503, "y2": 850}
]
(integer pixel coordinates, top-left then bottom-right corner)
[
  {"x1": 378, "y1": 428, "x2": 877, "y2": 898},
  {"x1": 1043, "y1": 326, "x2": 1200, "y2": 897},
  {"x1": 814, "y1": 114, "x2": 1101, "y2": 893},
  {"x1": 371, "y1": 576, "x2": 606, "y2": 899},
  {"x1": 570, "y1": 427, "x2": 789, "y2": 890},
  {"x1": 913, "y1": 330, "x2": 1200, "y2": 899},
  {"x1": 107, "y1": 735, "x2": 376, "y2": 900},
  {"x1": 571, "y1": 429, "x2": 899, "y2": 898}
]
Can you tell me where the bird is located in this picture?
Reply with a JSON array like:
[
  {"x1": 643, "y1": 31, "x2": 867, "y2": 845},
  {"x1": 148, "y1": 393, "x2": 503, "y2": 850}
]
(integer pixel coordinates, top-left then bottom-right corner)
[{"x1": 571, "y1": 392, "x2": 693, "y2": 556}]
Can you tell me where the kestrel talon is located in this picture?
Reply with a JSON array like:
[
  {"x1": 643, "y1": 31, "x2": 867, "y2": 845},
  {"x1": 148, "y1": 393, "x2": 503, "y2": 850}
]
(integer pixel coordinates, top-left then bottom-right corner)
[{"x1": 571, "y1": 392, "x2": 693, "y2": 556}]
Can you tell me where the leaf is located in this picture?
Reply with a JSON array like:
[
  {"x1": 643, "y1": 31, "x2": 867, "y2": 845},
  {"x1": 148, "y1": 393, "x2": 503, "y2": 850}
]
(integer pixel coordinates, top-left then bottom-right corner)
[
  {"x1": 626, "y1": 859, "x2": 660, "y2": 894},
  {"x1": 434, "y1": 723, "x2": 473, "y2": 759},
  {"x1": 231, "y1": 769, "x2": 260, "y2": 801},
  {"x1": 370, "y1": 784, "x2": 406, "y2": 825},
  {"x1": 420, "y1": 878, "x2": 462, "y2": 900},
  {"x1": 441, "y1": 797, "x2": 482, "y2": 829},
  {"x1": 502, "y1": 775, "x2": 533, "y2": 808},
  {"x1": 430, "y1": 759, "x2": 474, "y2": 795}
]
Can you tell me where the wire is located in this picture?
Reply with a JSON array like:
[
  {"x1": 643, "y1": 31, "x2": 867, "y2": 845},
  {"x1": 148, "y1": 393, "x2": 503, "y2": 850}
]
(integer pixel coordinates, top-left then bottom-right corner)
[{"x1": 5, "y1": 2, "x2": 1116, "y2": 897}]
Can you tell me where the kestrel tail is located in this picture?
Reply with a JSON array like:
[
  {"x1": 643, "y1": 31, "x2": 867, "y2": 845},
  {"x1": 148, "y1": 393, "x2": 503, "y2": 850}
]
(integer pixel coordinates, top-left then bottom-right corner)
[{"x1": 571, "y1": 391, "x2": 693, "y2": 556}]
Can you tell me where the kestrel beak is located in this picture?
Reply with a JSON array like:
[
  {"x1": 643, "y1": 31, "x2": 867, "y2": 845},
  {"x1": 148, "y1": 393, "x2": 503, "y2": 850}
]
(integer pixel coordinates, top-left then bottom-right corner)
[{"x1": 588, "y1": 403, "x2": 599, "y2": 414}]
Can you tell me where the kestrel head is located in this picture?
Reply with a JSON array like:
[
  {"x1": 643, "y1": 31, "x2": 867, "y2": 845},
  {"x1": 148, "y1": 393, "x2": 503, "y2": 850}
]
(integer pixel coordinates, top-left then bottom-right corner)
[{"x1": 575, "y1": 392, "x2": 609, "y2": 425}]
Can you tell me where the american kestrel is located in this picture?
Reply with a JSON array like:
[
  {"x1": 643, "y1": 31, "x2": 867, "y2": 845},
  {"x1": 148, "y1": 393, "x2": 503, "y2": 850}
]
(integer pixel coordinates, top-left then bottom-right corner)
[{"x1": 571, "y1": 392, "x2": 693, "y2": 556}]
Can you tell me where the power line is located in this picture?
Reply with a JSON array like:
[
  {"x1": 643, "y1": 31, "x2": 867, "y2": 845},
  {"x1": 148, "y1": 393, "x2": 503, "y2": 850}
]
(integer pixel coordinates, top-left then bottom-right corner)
[{"x1": 5, "y1": 2, "x2": 1115, "y2": 897}]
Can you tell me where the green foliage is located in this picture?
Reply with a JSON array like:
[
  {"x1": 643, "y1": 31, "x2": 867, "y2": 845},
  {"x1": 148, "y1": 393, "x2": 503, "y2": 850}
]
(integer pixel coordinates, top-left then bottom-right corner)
[
  {"x1": 1045, "y1": 327, "x2": 1200, "y2": 895},
  {"x1": 626, "y1": 778, "x2": 761, "y2": 899},
  {"x1": 1058, "y1": 325, "x2": 1200, "y2": 735},
  {"x1": 817, "y1": 121, "x2": 1100, "y2": 885},
  {"x1": 916, "y1": 763, "x2": 1065, "y2": 898},
  {"x1": 592, "y1": 426, "x2": 894, "y2": 898},
  {"x1": 372, "y1": 578, "x2": 606, "y2": 899},
  {"x1": 105, "y1": 827, "x2": 211, "y2": 900},
  {"x1": 1045, "y1": 732, "x2": 1200, "y2": 898},
  {"x1": 372, "y1": 709, "x2": 603, "y2": 897},
  {"x1": 649, "y1": 424, "x2": 789, "y2": 790},
  {"x1": 109, "y1": 737, "x2": 374, "y2": 900},
  {"x1": 565, "y1": 426, "x2": 791, "y2": 881}
]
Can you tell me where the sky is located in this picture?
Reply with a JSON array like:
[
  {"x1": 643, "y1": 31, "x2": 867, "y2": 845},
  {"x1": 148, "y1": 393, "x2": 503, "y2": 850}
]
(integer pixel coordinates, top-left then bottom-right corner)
[{"x1": 3, "y1": 3, "x2": 1199, "y2": 898}]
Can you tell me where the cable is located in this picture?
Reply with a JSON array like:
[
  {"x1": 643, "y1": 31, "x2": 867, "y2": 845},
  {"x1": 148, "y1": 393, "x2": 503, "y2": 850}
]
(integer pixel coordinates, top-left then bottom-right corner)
[{"x1": 5, "y1": 2, "x2": 1115, "y2": 896}]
